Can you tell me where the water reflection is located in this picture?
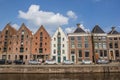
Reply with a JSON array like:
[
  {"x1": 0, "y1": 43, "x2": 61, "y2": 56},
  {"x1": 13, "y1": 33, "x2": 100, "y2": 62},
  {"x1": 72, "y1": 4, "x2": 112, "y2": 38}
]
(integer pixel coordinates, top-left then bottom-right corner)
[{"x1": 0, "y1": 73, "x2": 120, "y2": 80}]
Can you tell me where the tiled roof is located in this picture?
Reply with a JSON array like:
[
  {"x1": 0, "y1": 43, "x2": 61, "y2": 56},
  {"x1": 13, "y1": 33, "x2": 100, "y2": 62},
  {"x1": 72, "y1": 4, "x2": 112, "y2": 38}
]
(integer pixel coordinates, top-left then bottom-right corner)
[
  {"x1": 74, "y1": 24, "x2": 86, "y2": 33},
  {"x1": 108, "y1": 27, "x2": 119, "y2": 34},
  {"x1": 92, "y1": 25, "x2": 105, "y2": 33}
]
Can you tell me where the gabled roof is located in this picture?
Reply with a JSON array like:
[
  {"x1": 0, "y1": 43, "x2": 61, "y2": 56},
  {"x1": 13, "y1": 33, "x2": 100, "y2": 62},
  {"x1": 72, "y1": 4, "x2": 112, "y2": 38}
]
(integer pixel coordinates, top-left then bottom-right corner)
[
  {"x1": 92, "y1": 25, "x2": 105, "y2": 33},
  {"x1": 34, "y1": 25, "x2": 50, "y2": 37},
  {"x1": 108, "y1": 27, "x2": 119, "y2": 34},
  {"x1": 2, "y1": 23, "x2": 17, "y2": 34},
  {"x1": 74, "y1": 24, "x2": 86, "y2": 33},
  {"x1": 18, "y1": 23, "x2": 32, "y2": 35}
]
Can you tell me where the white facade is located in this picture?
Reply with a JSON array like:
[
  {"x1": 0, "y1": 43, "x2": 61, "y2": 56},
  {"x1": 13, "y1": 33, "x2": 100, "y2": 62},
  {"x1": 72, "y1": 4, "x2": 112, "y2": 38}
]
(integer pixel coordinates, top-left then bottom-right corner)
[{"x1": 51, "y1": 27, "x2": 68, "y2": 63}]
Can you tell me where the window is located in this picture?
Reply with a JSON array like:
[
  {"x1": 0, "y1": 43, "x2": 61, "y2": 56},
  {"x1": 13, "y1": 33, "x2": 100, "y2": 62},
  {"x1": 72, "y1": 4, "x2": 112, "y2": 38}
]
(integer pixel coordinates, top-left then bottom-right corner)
[
  {"x1": 54, "y1": 38, "x2": 56, "y2": 41},
  {"x1": 45, "y1": 48, "x2": 47, "y2": 51},
  {"x1": 102, "y1": 37, "x2": 106, "y2": 40},
  {"x1": 35, "y1": 48, "x2": 37, "y2": 52},
  {"x1": 63, "y1": 56, "x2": 66, "y2": 61},
  {"x1": 26, "y1": 35, "x2": 28, "y2": 38},
  {"x1": 10, "y1": 41, "x2": 11, "y2": 44},
  {"x1": 98, "y1": 37, "x2": 101, "y2": 40},
  {"x1": 54, "y1": 50, "x2": 56, "y2": 54},
  {"x1": 40, "y1": 43, "x2": 42, "y2": 47},
  {"x1": 39, "y1": 48, "x2": 43, "y2": 53},
  {"x1": 78, "y1": 42, "x2": 82, "y2": 48},
  {"x1": 63, "y1": 38, "x2": 64, "y2": 41},
  {"x1": 52, "y1": 56, "x2": 56, "y2": 60},
  {"x1": 58, "y1": 32, "x2": 61, "y2": 35},
  {"x1": 16, "y1": 48, "x2": 18, "y2": 51},
  {"x1": 115, "y1": 50, "x2": 119, "y2": 57},
  {"x1": 35, "y1": 43, "x2": 37, "y2": 45},
  {"x1": 99, "y1": 43, "x2": 102, "y2": 49},
  {"x1": 3, "y1": 47, "x2": 7, "y2": 52},
  {"x1": 62, "y1": 50, "x2": 65, "y2": 54},
  {"x1": 71, "y1": 50, "x2": 75, "y2": 54},
  {"x1": 85, "y1": 36, "x2": 88, "y2": 41},
  {"x1": 100, "y1": 50, "x2": 103, "y2": 57},
  {"x1": 45, "y1": 37, "x2": 47, "y2": 39},
  {"x1": 40, "y1": 37, "x2": 43, "y2": 41},
  {"x1": 25, "y1": 55, "x2": 27, "y2": 59},
  {"x1": 54, "y1": 44, "x2": 56, "y2": 47},
  {"x1": 26, "y1": 48, "x2": 28, "y2": 51},
  {"x1": 0, "y1": 48, "x2": 1, "y2": 51},
  {"x1": 109, "y1": 43, "x2": 113, "y2": 48},
  {"x1": 77, "y1": 37, "x2": 81, "y2": 41},
  {"x1": 71, "y1": 42, "x2": 75, "y2": 48},
  {"x1": 109, "y1": 37, "x2": 112, "y2": 40},
  {"x1": 9, "y1": 48, "x2": 11, "y2": 50},
  {"x1": 114, "y1": 37, "x2": 117, "y2": 40},
  {"x1": 85, "y1": 41, "x2": 89, "y2": 48},
  {"x1": 20, "y1": 47, "x2": 24, "y2": 53},
  {"x1": 85, "y1": 51, "x2": 89, "y2": 57},
  {"x1": 71, "y1": 37, "x2": 74, "y2": 41},
  {"x1": 45, "y1": 43, "x2": 47, "y2": 45},
  {"x1": 115, "y1": 42, "x2": 118, "y2": 48},
  {"x1": 95, "y1": 43, "x2": 98, "y2": 49},
  {"x1": 103, "y1": 43, "x2": 107, "y2": 49},
  {"x1": 36, "y1": 37, "x2": 38, "y2": 39},
  {"x1": 78, "y1": 50, "x2": 82, "y2": 57},
  {"x1": 63, "y1": 44, "x2": 64, "y2": 47},
  {"x1": 104, "y1": 50, "x2": 107, "y2": 57},
  {"x1": 94, "y1": 37, "x2": 97, "y2": 40},
  {"x1": 15, "y1": 55, "x2": 17, "y2": 60},
  {"x1": 40, "y1": 32, "x2": 43, "y2": 37},
  {"x1": 5, "y1": 30, "x2": 8, "y2": 34},
  {"x1": 8, "y1": 55, "x2": 10, "y2": 59},
  {"x1": 22, "y1": 30, "x2": 24, "y2": 34}
]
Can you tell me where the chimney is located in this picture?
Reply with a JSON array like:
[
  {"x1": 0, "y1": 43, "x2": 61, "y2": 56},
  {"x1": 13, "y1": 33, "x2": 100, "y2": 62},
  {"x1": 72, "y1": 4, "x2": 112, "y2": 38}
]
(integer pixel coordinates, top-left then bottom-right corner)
[
  {"x1": 111, "y1": 27, "x2": 115, "y2": 31},
  {"x1": 76, "y1": 23, "x2": 81, "y2": 28}
]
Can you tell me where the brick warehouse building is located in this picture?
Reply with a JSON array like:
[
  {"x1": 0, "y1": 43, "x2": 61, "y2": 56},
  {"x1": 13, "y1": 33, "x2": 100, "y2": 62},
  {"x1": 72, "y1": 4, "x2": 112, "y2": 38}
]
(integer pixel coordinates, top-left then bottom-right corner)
[
  {"x1": 68, "y1": 24, "x2": 93, "y2": 63},
  {"x1": 31, "y1": 25, "x2": 51, "y2": 61},
  {"x1": 0, "y1": 23, "x2": 17, "y2": 60}
]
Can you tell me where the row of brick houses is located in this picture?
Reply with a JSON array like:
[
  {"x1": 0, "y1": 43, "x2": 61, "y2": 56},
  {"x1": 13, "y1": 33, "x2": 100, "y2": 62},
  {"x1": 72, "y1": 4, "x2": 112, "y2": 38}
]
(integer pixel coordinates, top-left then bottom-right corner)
[{"x1": 0, "y1": 23, "x2": 120, "y2": 64}]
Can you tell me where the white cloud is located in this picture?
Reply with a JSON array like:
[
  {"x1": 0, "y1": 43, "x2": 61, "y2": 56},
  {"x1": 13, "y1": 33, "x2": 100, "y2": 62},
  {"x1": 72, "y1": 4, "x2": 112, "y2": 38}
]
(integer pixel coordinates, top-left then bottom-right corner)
[
  {"x1": 18, "y1": 4, "x2": 69, "y2": 27},
  {"x1": 79, "y1": 24, "x2": 90, "y2": 32},
  {"x1": 65, "y1": 27, "x2": 76, "y2": 33},
  {"x1": 12, "y1": 23, "x2": 19, "y2": 29},
  {"x1": 67, "y1": 10, "x2": 77, "y2": 19}
]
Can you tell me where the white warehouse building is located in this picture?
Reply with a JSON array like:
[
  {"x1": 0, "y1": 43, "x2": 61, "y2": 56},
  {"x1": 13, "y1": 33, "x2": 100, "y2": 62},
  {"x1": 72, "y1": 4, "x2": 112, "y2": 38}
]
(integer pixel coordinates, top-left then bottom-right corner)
[{"x1": 51, "y1": 27, "x2": 68, "y2": 63}]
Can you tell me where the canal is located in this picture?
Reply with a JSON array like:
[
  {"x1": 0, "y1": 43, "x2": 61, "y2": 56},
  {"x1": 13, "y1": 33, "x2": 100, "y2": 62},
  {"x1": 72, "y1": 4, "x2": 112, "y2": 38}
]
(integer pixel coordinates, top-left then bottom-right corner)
[{"x1": 0, "y1": 73, "x2": 119, "y2": 80}]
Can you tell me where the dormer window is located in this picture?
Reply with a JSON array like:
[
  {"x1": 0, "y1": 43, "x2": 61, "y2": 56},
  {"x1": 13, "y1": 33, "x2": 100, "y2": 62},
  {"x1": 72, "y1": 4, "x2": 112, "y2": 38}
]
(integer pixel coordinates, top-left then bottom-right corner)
[{"x1": 22, "y1": 30, "x2": 24, "y2": 35}]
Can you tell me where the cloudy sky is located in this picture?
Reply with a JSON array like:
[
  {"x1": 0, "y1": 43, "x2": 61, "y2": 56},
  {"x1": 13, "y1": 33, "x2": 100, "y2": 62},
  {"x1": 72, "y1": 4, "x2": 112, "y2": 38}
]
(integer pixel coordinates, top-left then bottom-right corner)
[{"x1": 0, "y1": 0, "x2": 120, "y2": 35}]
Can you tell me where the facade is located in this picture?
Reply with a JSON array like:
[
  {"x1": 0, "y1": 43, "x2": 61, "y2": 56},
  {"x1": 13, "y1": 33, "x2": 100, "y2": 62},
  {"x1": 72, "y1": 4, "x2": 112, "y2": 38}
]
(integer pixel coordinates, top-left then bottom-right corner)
[
  {"x1": 68, "y1": 24, "x2": 93, "y2": 63},
  {"x1": 107, "y1": 27, "x2": 120, "y2": 61},
  {"x1": 51, "y1": 27, "x2": 68, "y2": 63},
  {"x1": 92, "y1": 25, "x2": 108, "y2": 63},
  {"x1": 32, "y1": 25, "x2": 51, "y2": 61},
  {"x1": 0, "y1": 23, "x2": 17, "y2": 60},
  {"x1": 12, "y1": 23, "x2": 32, "y2": 62}
]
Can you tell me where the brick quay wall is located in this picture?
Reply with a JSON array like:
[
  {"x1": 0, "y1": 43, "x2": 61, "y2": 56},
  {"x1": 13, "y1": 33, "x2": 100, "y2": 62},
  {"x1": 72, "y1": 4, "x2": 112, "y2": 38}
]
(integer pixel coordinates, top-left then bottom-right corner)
[{"x1": 0, "y1": 64, "x2": 120, "y2": 73}]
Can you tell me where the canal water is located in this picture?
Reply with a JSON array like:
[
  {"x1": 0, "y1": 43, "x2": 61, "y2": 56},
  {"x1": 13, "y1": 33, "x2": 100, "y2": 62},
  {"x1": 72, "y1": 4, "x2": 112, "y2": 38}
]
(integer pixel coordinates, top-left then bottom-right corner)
[{"x1": 0, "y1": 73, "x2": 119, "y2": 80}]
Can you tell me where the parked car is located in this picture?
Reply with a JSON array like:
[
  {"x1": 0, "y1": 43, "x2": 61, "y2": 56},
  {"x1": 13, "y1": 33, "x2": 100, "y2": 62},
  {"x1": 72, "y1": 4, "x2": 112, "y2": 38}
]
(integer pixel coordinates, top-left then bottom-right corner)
[
  {"x1": 0, "y1": 59, "x2": 6, "y2": 64},
  {"x1": 62, "y1": 60, "x2": 74, "y2": 65},
  {"x1": 14, "y1": 60, "x2": 25, "y2": 64},
  {"x1": 28, "y1": 60, "x2": 41, "y2": 65},
  {"x1": 97, "y1": 59, "x2": 109, "y2": 64},
  {"x1": 45, "y1": 60, "x2": 57, "y2": 65},
  {"x1": 6, "y1": 60, "x2": 12, "y2": 64},
  {"x1": 82, "y1": 60, "x2": 92, "y2": 64}
]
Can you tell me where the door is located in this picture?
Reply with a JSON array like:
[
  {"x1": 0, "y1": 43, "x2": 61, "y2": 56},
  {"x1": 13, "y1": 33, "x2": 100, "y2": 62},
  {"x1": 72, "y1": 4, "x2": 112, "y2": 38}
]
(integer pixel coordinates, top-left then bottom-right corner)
[
  {"x1": 72, "y1": 55, "x2": 75, "y2": 62},
  {"x1": 58, "y1": 56, "x2": 61, "y2": 63},
  {"x1": 110, "y1": 51, "x2": 115, "y2": 60},
  {"x1": 19, "y1": 55, "x2": 23, "y2": 60}
]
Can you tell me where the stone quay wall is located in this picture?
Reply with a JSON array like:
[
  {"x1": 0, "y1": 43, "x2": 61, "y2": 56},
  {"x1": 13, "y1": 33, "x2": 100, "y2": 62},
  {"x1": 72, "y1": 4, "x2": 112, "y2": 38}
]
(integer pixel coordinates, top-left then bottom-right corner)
[{"x1": 0, "y1": 64, "x2": 120, "y2": 73}]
